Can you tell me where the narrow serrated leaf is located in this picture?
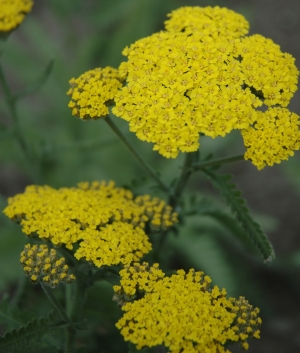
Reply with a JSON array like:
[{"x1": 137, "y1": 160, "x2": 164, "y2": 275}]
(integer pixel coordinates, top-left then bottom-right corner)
[
  {"x1": 203, "y1": 209, "x2": 257, "y2": 251},
  {"x1": 186, "y1": 197, "x2": 256, "y2": 252},
  {"x1": 0, "y1": 311, "x2": 62, "y2": 353},
  {"x1": 202, "y1": 168, "x2": 275, "y2": 263}
]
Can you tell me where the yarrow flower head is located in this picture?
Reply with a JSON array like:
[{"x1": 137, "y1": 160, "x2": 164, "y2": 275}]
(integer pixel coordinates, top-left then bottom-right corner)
[
  {"x1": 20, "y1": 244, "x2": 75, "y2": 288},
  {"x1": 67, "y1": 67, "x2": 125, "y2": 119},
  {"x1": 3, "y1": 181, "x2": 177, "y2": 268},
  {"x1": 109, "y1": 6, "x2": 299, "y2": 168},
  {"x1": 0, "y1": 0, "x2": 33, "y2": 33},
  {"x1": 114, "y1": 263, "x2": 261, "y2": 353}
]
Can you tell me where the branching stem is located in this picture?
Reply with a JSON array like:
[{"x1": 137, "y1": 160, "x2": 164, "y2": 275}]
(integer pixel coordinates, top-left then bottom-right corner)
[
  {"x1": 40, "y1": 282, "x2": 72, "y2": 326},
  {"x1": 105, "y1": 115, "x2": 171, "y2": 193},
  {"x1": 192, "y1": 153, "x2": 245, "y2": 170}
]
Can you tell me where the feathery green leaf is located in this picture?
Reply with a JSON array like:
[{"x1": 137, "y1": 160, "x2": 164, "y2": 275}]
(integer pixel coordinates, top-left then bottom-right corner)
[
  {"x1": 201, "y1": 168, "x2": 275, "y2": 263},
  {"x1": 0, "y1": 310, "x2": 64, "y2": 353}
]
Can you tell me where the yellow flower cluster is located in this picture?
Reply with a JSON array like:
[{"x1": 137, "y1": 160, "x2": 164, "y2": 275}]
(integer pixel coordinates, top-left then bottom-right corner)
[
  {"x1": 236, "y1": 35, "x2": 299, "y2": 107},
  {"x1": 229, "y1": 296, "x2": 262, "y2": 350},
  {"x1": 0, "y1": 0, "x2": 33, "y2": 32},
  {"x1": 134, "y1": 194, "x2": 177, "y2": 230},
  {"x1": 20, "y1": 244, "x2": 75, "y2": 288},
  {"x1": 110, "y1": 6, "x2": 299, "y2": 168},
  {"x1": 165, "y1": 6, "x2": 249, "y2": 39},
  {"x1": 115, "y1": 264, "x2": 261, "y2": 353},
  {"x1": 67, "y1": 67, "x2": 124, "y2": 119},
  {"x1": 4, "y1": 181, "x2": 177, "y2": 267},
  {"x1": 242, "y1": 108, "x2": 300, "y2": 169}
]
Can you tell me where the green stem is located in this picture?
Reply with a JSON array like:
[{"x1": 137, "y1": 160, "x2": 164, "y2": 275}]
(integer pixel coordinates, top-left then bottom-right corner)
[
  {"x1": 65, "y1": 283, "x2": 73, "y2": 317},
  {"x1": 69, "y1": 272, "x2": 87, "y2": 324},
  {"x1": 169, "y1": 152, "x2": 198, "y2": 209},
  {"x1": 40, "y1": 282, "x2": 75, "y2": 352},
  {"x1": 105, "y1": 115, "x2": 171, "y2": 193},
  {"x1": 0, "y1": 60, "x2": 38, "y2": 181},
  {"x1": 157, "y1": 153, "x2": 198, "y2": 252},
  {"x1": 40, "y1": 282, "x2": 72, "y2": 326},
  {"x1": 10, "y1": 274, "x2": 26, "y2": 306},
  {"x1": 64, "y1": 326, "x2": 76, "y2": 353},
  {"x1": 192, "y1": 153, "x2": 245, "y2": 170},
  {"x1": 88, "y1": 267, "x2": 120, "y2": 286}
]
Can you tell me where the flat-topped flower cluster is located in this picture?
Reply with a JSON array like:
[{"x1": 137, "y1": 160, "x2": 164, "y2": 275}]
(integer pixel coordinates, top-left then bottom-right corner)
[
  {"x1": 3, "y1": 181, "x2": 177, "y2": 267},
  {"x1": 67, "y1": 6, "x2": 300, "y2": 170},
  {"x1": 114, "y1": 262, "x2": 262, "y2": 353}
]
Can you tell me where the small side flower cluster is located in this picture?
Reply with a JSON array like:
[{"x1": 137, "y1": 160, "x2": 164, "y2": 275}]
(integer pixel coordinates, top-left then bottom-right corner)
[
  {"x1": 0, "y1": 0, "x2": 33, "y2": 33},
  {"x1": 236, "y1": 35, "x2": 298, "y2": 107},
  {"x1": 229, "y1": 297, "x2": 262, "y2": 350},
  {"x1": 4, "y1": 181, "x2": 177, "y2": 268},
  {"x1": 114, "y1": 263, "x2": 261, "y2": 352},
  {"x1": 242, "y1": 108, "x2": 300, "y2": 169},
  {"x1": 67, "y1": 67, "x2": 124, "y2": 119},
  {"x1": 133, "y1": 194, "x2": 177, "y2": 230},
  {"x1": 20, "y1": 244, "x2": 75, "y2": 288}
]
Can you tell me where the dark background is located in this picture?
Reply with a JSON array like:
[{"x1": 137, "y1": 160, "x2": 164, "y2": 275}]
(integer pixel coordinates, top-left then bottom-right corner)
[{"x1": 0, "y1": 1, "x2": 300, "y2": 352}]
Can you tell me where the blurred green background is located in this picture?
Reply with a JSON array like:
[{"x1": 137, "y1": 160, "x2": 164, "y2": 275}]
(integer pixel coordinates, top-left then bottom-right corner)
[{"x1": 1, "y1": 0, "x2": 300, "y2": 352}]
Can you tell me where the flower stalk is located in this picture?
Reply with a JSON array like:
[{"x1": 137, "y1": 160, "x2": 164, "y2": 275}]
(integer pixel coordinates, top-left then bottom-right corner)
[
  {"x1": 192, "y1": 153, "x2": 245, "y2": 170},
  {"x1": 0, "y1": 60, "x2": 38, "y2": 181},
  {"x1": 40, "y1": 282, "x2": 73, "y2": 326},
  {"x1": 105, "y1": 114, "x2": 171, "y2": 193}
]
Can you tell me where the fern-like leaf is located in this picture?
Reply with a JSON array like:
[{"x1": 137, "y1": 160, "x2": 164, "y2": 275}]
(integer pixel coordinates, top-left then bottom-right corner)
[
  {"x1": 202, "y1": 168, "x2": 275, "y2": 263},
  {"x1": 0, "y1": 311, "x2": 64, "y2": 353},
  {"x1": 186, "y1": 196, "x2": 257, "y2": 253}
]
